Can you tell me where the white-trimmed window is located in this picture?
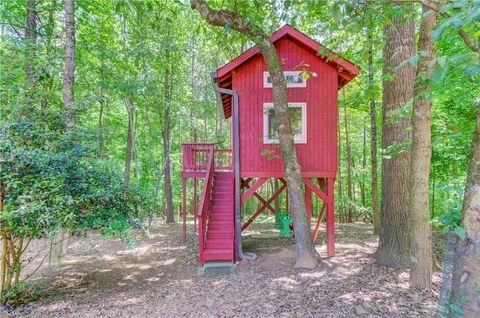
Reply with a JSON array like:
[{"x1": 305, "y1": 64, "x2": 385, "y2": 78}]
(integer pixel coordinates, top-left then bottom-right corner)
[
  {"x1": 263, "y1": 103, "x2": 307, "y2": 144},
  {"x1": 263, "y1": 71, "x2": 306, "y2": 88}
]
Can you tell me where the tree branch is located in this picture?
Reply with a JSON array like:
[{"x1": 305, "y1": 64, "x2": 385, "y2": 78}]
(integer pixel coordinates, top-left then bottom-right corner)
[
  {"x1": 190, "y1": 0, "x2": 265, "y2": 40},
  {"x1": 393, "y1": 0, "x2": 478, "y2": 53}
]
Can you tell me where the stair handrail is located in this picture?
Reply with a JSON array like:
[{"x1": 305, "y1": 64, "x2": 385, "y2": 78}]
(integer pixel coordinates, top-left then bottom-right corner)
[{"x1": 197, "y1": 144, "x2": 215, "y2": 264}]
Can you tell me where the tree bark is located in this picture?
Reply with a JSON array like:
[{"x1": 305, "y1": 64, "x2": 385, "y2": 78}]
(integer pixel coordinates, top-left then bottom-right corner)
[
  {"x1": 368, "y1": 28, "x2": 380, "y2": 233},
  {"x1": 447, "y1": 96, "x2": 480, "y2": 317},
  {"x1": 190, "y1": 0, "x2": 318, "y2": 268},
  {"x1": 98, "y1": 98, "x2": 104, "y2": 158},
  {"x1": 409, "y1": 5, "x2": 437, "y2": 289},
  {"x1": 25, "y1": 0, "x2": 37, "y2": 104},
  {"x1": 338, "y1": 120, "x2": 345, "y2": 222},
  {"x1": 376, "y1": 7, "x2": 416, "y2": 268},
  {"x1": 361, "y1": 120, "x2": 366, "y2": 207},
  {"x1": 164, "y1": 62, "x2": 175, "y2": 224},
  {"x1": 124, "y1": 98, "x2": 134, "y2": 187},
  {"x1": 343, "y1": 90, "x2": 353, "y2": 222},
  {"x1": 63, "y1": 0, "x2": 75, "y2": 132}
]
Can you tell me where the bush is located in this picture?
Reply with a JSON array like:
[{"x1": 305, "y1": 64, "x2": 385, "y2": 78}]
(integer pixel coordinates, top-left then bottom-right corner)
[{"x1": 0, "y1": 111, "x2": 146, "y2": 302}]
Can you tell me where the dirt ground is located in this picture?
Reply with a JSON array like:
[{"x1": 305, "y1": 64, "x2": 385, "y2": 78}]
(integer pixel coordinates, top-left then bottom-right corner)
[{"x1": 9, "y1": 222, "x2": 440, "y2": 318}]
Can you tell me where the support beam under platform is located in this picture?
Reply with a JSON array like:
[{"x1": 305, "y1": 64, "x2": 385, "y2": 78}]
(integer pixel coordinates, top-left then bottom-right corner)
[{"x1": 241, "y1": 179, "x2": 286, "y2": 231}]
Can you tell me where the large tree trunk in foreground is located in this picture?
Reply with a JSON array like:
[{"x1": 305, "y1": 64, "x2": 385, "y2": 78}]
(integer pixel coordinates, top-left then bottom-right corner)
[
  {"x1": 367, "y1": 28, "x2": 380, "y2": 234},
  {"x1": 164, "y1": 63, "x2": 175, "y2": 224},
  {"x1": 63, "y1": 0, "x2": 75, "y2": 132},
  {"x1": 376, "y1": 7, "x2": 416, "y2": 268},
  {"x1": 190, "y1": 0, "x2": 318, "y2": 268},
  {"x1": 409, "y1": 5, "x2": 437, "y2": 289},
  {"x1": 447, "y1": 95, "x2": 480, "y2": 317}
]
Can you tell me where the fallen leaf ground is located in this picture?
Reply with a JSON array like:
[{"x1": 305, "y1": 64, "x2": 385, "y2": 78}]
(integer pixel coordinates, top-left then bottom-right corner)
[{"x1": 10, "y1": 222, "x2": 440, "y2": 317}]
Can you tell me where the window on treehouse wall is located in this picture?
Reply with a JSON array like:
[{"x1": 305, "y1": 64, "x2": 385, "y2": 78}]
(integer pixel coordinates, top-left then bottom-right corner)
[
  {"x1": 263, "y1": 103, "x2": 307, "y2": 144},
  {"x1": 263, "y1": 71, "x2": 306, "y2": 88}
]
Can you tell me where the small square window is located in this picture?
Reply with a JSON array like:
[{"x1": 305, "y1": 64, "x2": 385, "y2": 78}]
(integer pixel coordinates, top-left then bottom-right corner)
[
  {"x1": 263, "y1": 71, "x2": 307, "y2": 88},
  {"x1": 263, "y1": 103, "x2": 307, "y2": 144}
]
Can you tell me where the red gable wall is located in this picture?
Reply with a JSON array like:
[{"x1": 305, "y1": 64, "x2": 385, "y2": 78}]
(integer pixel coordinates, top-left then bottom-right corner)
[{"x1": 234, "y1": 37, "x2": 338, "y2": 177}]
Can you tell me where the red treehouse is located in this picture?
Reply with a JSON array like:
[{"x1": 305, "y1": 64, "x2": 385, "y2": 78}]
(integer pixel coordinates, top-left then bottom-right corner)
[{"x1": 181, "y1": 25, "x2": 359, "y2": 265}]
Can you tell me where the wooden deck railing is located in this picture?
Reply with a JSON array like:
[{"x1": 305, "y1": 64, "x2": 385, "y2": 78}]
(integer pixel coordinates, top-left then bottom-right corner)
[
  {"x1": 182, "y1": 143, "x2": 232, "y2": 172},
  {"x1": 197, "y1": 146, "x2": 215, "y2": 265}
]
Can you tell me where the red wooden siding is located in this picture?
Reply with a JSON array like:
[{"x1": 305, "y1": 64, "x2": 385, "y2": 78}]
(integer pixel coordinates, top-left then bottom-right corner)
[{"x1": 232, "y1": 37, "x2": 339, "y2": 177}]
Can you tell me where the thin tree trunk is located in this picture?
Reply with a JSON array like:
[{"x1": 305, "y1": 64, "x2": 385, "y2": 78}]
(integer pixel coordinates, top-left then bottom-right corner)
[
  {"x1": 190, "y1": 0, "x2": 318, "y2": 268},
  {"x1": 376, "y1": 6, "x2": 416, "y2": 268},
  {"x1": 343, "y1": 90, "x2": 353, "y2": 223},
  {"x1": 57, "y1": 0, "x2": 75, "y2": 258},
  {"x1": 25, "y1": 0, "x2": 37, "y2": 104},
  {"x1": 361, "y1": 120, "x2": 366, "y2": 207},
  {"x1": 409, "y1": 5, "x2": 437, "y2": 289},
  {"x1": 63, "y1": 0, "x2": 75, "y2": 132},
  {"x1": 98, "y1": 98, "x2": 104, "y2": 158},
  {"x1": 124, "y1": 99, "x2": 134, "y2": 187},
  {"x1": 164, "y1": 62, "x2": 175, "y2": 224},
  {"x1": 368, "y1": 28, "x2": 380, "y2": 234},
  {"x1": 338, "y1": 119, "x2": 344, "y2": 222},
  {"x1": 41, "y1": 0, "x2": 57, "y2": 111}
]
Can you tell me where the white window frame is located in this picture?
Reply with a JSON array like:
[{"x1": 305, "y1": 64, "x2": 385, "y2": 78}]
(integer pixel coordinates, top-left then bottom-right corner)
[
  {"x1": 263, "y1": 102, "x2": 307, "y2": 144},
  {"x1": 263, "y1": 71, "x2": 307, "y2": 88}
]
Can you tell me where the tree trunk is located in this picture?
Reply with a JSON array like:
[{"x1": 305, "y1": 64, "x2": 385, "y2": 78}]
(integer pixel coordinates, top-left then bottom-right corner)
[
  {"x1": 25, "y1": 0, "x2": 37, "y2": 104},
  {"x1": 343, "y1": 90, "x2": 353, "y2": 223},
  {"x1": 338, "y1": 120, "x2": 345, "y2": 222},
  {"x1": 367, "y1": 23, "x2": 380, "y2": 234},
  {"x1": 63, "y1": 0, "x2": 75, "y2": 132},
  {"x1": 447, "y1": 95, "x2": 480, "y2": 316},
  {"x1": 376, "y1": 7, "x2": 415, "y2": 268},
  {"x1": 409, "y1": 5, "x2": 437, "y2": 289},
  {"x1": 360, "y1": 121, "x2": 365, "y2": 205},
  {"x1": 56, "y1": 0, "x2": 75, "y2": 259},
  {"x1": 98, "y1": 98, "x2": 104, "y2": 158},
  {"x1": 124, "y1": 98, "x2": 134, "y2": 187},
  {"x1": 190, "y1": 0, "x2": 318, "y2": 268},
  {"x1": 164, "y1": 62, "x2": 175, "y2": 224},
  {"x1": 41, "y1": 0, "x2": 57, "y2": 111}
]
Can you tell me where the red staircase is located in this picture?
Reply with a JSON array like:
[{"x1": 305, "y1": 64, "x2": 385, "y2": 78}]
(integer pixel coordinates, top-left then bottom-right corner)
[
  {"x1": 186, "y1": 143, "x2": 235, "y2": 265},
  {"x1": 203, "y1": 172, "x2": 234, "y2": 262}
]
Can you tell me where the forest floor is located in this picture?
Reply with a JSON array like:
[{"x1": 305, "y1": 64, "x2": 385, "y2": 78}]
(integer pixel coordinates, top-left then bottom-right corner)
[{"x1": 8, "y1": 222, "x2": 442, "y2": 318}]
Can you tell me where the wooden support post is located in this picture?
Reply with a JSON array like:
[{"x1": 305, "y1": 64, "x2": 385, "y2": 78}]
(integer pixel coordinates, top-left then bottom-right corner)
[
  {"x1": 303, "y1": 178, "x2": 329, "y2": 203},
  {"x1": 242, "y1": 181, "x2": 286, "y2": 231},
  {"x1": 193, "y1": 178, "x2": 197, "y2": 233},
  {"x1": 285, "y1": 188, "x2": 289, "y2": 213},
  {"x1": 305, "y1": 186, "x2": 312, "y2": 224},
  {"x1": 312, "y1": 203, "x2": 326, "y2": 242},
  {"x1": 182, "y1": 177, "x2": 187, "y2": 243},
  {"x1": 326, "y1": 177, "x2": 335, "y2": 257},
  {"x1": 241, "y1": 178, "x2": 268, "y2": 204},
  {"x1": 242, "y1": 178, "x2": 275, "y2": 214}
]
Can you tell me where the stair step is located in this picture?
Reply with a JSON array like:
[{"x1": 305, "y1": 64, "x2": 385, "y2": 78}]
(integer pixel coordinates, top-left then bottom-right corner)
[
  {"x1": 214, "y1": 181, "x2": 233, "y2": 186},
  {"x1": 205, "y1": 239, "x2": 233, "y2": 249},
  {"x1": 207, "y1": 231, "x2": 233, "y2": 239},
  {"x1": 210, "y1": 210, "x2": 233, "y2": 215},
  {"x1": 208, "y1": 224, "x2": 234, "y2": 231},
  {"x1": 211, "y1": 199, "x2": 231, "y2": 206},
  {"x1": 203, "y1": 248, "x2": 234, "y2": 261},
  {"x1": 209, "y1": 215, "x2": 232, "y2": 221}
]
